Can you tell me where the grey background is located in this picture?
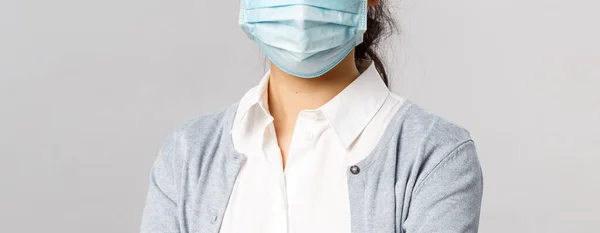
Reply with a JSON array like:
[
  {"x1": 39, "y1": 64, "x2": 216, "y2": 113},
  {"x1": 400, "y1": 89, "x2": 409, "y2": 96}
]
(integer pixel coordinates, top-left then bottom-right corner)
[{"x1": 1, "y1": 0, "x2": 598, "y2": 232}]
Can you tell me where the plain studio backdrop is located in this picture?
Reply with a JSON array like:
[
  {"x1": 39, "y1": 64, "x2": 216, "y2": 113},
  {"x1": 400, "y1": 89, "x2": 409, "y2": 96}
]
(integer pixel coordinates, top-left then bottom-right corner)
[{"x1": 1, "y1": 0, "x2": 598, "y2": 232}]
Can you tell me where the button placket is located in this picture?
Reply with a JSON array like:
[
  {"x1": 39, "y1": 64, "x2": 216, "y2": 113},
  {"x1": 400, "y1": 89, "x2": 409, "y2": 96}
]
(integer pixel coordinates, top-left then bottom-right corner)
[
  {"x1": 303, "y1": 131, "x2": 314, "y2": 141},
  {"x1": 347, "y1": 163, "x2": 366, "y2": 232}
]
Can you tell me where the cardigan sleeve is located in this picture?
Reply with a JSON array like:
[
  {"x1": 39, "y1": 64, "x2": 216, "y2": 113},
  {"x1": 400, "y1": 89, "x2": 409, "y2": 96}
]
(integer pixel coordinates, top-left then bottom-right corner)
[
  {"x1": 140, "y1": 131, "x2": 181, "y2": 233},
  {"x1": 404, "y1": 140, "x2": 484, "y2": 233}
]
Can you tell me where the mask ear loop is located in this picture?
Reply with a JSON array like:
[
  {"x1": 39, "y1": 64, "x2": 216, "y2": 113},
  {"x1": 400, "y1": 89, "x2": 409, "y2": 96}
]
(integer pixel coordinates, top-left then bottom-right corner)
[
  {"x1": 356, "y1": 0, "x2": 369, "y2": 45},
  {"x1": 239, "y1": 0, "x2": 253, "y2": 39},
  {"x1": 361, "y1": 0, "x2": 368, "y2": 30},
  {"x1": 238, "y1": 0, "x2": 246, "y2": 24}
]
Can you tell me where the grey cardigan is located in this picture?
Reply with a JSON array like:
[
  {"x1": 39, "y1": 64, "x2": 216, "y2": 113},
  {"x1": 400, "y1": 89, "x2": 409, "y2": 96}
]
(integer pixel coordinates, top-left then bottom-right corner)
[{"x1": 141, "y1": 101, "x2": 483, "y2": 233}]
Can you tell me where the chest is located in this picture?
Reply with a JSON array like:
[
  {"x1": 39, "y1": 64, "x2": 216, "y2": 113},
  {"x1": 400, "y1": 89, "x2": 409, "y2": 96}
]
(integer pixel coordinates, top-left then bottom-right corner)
[
  {"x1": 181, "y1": 147, "x2": 404, "y2": 233},
  {"x1": 183, "y1": 104, "x2": 408, "y2": 233}
]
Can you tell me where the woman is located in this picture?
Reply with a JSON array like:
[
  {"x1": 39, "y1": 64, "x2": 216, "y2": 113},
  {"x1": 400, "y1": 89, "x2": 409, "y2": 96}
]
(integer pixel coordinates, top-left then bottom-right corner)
[{"x1": 141, "y1": 0, "x2": 483, "y2": 232}]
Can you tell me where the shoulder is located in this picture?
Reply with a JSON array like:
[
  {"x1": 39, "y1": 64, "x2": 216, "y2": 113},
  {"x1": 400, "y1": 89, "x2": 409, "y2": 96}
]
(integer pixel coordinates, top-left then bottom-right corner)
[
  {"x1": 177, "y1": 103, "x2": 237, "y2": 137},
  {"x1": 159, "y1": 102, "x2": 239, "y2": 160},
  {"x1": 399, "y1": 103, "x2": 472, "y2": 147},
  {"x1": 396, "y1": 102, "x2": 480, "y2": 181}
]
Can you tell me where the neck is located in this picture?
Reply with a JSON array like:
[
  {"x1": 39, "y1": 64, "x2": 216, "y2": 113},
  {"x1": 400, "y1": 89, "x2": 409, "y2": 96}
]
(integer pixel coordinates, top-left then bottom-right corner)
[{"x1": 267, "y1": 50, "x2": 361, "y2": 120}]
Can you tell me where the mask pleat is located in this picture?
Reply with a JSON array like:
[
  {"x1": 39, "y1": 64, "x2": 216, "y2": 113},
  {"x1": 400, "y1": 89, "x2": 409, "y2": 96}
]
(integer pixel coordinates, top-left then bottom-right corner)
[
  {"x1": 246, "y1": 0, "x2": 361, "y2": 14},
  {"x1": 245, "y1": 5, "x2": 359, "y2": 27},
  {"x1": 250, "y1": 22, "x2": 356, "y2": 54}
]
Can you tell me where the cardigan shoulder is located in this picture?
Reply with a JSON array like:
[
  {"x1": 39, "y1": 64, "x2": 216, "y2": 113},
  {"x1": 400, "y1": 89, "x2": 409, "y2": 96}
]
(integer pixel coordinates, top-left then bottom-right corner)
[
  {"x1": 400, "y1": 104, "x2": 472, "y2": 146},
  {"x1": 169, "y1": 102, "x2": 239, "y2": 153},
  {"x1": 396, "y1": 103, "x2": 480, "y2": 192},
  {"x1": 156, "y1": 102, "x2": 239, "y2": 182},
  {"x1": 399, "y1": 103, "x2": 475, "y2": 161}
]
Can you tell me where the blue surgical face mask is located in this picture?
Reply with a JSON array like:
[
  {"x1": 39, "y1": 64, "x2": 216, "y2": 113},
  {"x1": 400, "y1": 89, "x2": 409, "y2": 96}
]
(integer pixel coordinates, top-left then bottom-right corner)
[{"x1": 239, "y1": 0, "x2": 368, "y2": 78}]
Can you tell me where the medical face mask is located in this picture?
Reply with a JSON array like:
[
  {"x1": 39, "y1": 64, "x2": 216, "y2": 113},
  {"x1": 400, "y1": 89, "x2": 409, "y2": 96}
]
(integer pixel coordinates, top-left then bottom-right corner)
[{"x1": 239, "y1": 0, "x2": 368, "y2": 78}]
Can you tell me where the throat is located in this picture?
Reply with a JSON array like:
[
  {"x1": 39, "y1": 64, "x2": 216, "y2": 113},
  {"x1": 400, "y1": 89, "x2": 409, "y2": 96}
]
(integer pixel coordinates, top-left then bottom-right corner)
[{"x1": 265, "y1": 50, "x2": 362, "y2": 169}]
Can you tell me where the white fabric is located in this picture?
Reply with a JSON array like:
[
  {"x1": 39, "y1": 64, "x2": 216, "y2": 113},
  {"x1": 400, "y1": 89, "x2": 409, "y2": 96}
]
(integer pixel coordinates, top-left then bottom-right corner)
[{"x1": 220, "y1": 62, "x2": 406, "y2": 233}]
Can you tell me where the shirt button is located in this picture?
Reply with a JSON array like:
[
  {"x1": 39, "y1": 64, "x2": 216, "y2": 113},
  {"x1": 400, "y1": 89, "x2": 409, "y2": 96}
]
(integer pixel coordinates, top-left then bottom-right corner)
[
  {"x1": 301, "y1": 111, "x2": 321, "y2": 121},
  {"x1": 350, "y1": 165, "x2": 360, "y2": 175},
  {"x1": 304, "y1": 132, "x2": 314, "y2": 141}
]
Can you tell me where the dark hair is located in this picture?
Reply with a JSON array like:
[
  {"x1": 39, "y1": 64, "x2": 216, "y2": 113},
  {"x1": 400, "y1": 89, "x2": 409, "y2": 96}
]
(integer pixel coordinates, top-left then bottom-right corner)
[{"x1": 355, "y1": 1, "x2": 398, "y2": 87}]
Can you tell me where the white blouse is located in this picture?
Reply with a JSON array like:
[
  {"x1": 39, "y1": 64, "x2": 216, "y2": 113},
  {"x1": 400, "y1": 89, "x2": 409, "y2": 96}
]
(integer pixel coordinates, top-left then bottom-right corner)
[{"x1": 220, "y1": 62, "x2": 406, "y2": 233}]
